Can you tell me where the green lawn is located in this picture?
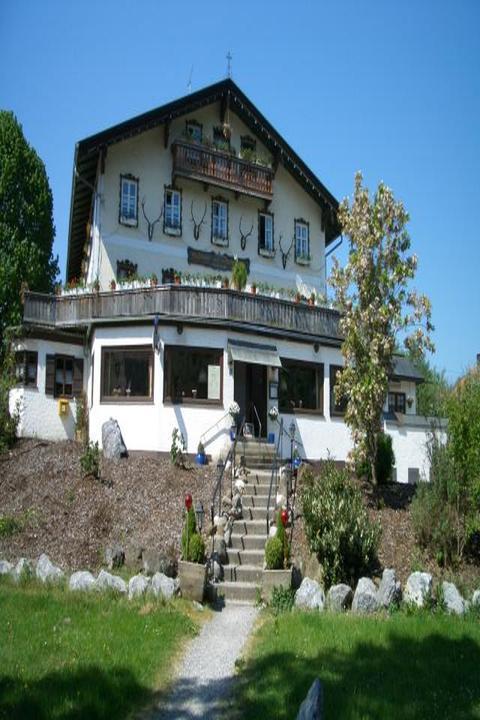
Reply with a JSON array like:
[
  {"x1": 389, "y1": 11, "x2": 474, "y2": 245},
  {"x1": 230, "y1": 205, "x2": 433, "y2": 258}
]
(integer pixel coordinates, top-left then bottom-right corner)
[
  {"x1": 234, "y1": 610, "x2": 480, "y2": 720},
  {"x1": 0, "y1": 578, "x2": 199, "y2": 720}
]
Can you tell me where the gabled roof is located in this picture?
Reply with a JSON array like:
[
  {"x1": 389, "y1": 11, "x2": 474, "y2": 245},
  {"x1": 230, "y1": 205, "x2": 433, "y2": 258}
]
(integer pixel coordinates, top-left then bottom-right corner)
[{"x1": 67, "y1": 79, "x2": 340, "y2": 280}]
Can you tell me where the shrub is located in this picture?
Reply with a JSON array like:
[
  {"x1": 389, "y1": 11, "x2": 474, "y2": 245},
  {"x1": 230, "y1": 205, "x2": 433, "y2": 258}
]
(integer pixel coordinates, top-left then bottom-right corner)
[
  {"x1": 411, "y1": 435, "x2": 470, "y2": 566},
  {"x1": 170, "y1": 427, "x2": 186, "y2": 467},
  {"x1": 80, "y1": 441, "x2": 100, "y2": 479},
  {"x1": 188, "y1": 533, "x2": 205, "y2": 564},
  {"x1": 275, "y1": 512, "x2": 290, "y2": 567},
  {"x1": 265, "y1": 536, "x2": 284, "y2": 570},
  {"x1": 356, "y1": 432, "x2": 395, "y2": 484},
  {"x1": 301, "y1": 461, "x2": 381, "y2": 586},
  {"x1": 231, "y1": 259, "x2": 248, "y2": 291},
  {"x1": 0, "y1": 515, "x2": 22, "y2": 537},
  {"x1": 0, "y1": 348, "x2": 19, "y2": 453},
  {"x1": 269, "y1": 585, "x2": 295, "y2": 615}
]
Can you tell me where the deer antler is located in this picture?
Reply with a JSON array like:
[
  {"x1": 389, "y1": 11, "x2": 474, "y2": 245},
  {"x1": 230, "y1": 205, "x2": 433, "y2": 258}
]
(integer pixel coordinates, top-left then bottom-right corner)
[
  {"x1": 190, "y1": 201, "x2": 208, "y2": 240},
  {"x1": 279, "y1": 234, "x2": 294, "y2": 269},
  {"x1": 239, "y1": 216, "x2": 254, "y2": 251},
  {"x1": 141, "y1": 198, "x2": 163, "y2": 242}
]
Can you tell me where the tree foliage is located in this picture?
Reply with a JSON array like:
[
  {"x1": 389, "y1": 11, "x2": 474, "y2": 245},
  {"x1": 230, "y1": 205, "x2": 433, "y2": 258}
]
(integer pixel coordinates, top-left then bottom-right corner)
[
  {"x1": 0, "y1": 111, "x2": 58, "y2": 353},
  {"x1": 329, "y1": 172, "x2": 434, "y2": 483},
  {"x1": 410, "y1": 353, "x2": 449, "y2": 417}
]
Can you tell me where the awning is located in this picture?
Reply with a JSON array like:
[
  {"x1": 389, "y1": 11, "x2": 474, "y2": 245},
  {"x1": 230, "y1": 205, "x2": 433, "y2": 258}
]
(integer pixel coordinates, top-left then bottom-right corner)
[{"x1": 227, "y1": 339, "x2": 282, "y2": 367}]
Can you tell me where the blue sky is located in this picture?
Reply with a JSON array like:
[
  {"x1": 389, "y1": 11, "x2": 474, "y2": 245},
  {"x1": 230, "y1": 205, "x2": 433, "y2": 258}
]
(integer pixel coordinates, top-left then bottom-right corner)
[{"x1": 1, "y1": 0, "x2": 479, "y2": 381}]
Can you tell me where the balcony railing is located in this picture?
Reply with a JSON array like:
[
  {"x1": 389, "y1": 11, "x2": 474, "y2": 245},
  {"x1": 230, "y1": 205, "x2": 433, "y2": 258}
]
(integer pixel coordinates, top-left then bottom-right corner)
[
  {"x1": 23, "y1": 287, "x2": 341, "y2": 342},
  {"x1": 171, "y1": 140, "x2": 273, "y2": 200}
]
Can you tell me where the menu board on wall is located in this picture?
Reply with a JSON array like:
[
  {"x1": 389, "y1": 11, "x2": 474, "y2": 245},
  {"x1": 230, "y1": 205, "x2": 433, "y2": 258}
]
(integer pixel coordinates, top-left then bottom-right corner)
[{"x1": 208, "y1": 365, "x2": 221, "y2": 400}]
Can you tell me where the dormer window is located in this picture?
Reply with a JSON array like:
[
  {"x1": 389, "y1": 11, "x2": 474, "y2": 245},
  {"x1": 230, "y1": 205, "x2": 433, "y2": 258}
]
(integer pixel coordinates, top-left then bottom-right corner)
[
  {"x1": 212, "y1": 198, "x2": 228, "y2": 245},
  {"x1": 119, "y1": 175, "x2": 138, "y2": 227},
  {"x1": 258, "y1": 212, "x2": 274, "y2": 256},
  {"x1": 186, "y1": 120, "x2": 202, "y2": 143},
  {"x1": 295, "y1": 219, "x2": 310, "y2": 264},
  {"x1": 164, "y1": 187, "x2": 182, "y2": 236}
]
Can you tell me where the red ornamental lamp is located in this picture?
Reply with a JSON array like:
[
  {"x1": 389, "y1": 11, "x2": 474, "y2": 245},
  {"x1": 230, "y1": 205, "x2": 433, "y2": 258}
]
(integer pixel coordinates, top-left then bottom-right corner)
[
  {"x1": 280, "y1": 509, "x2": 288, "y2": 527},
  {"x1": 185, "y1": 493, "x2": 193, "y2": 511}
]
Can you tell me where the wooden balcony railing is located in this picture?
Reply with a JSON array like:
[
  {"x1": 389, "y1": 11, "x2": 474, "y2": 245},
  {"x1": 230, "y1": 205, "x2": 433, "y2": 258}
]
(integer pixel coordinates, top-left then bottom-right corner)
[
  {"x1": 171, "y1": 140, "x2": 274, "y2": 200},
  {"x1": 23, "y1": 287, "x2": 341, "y2": 342}
]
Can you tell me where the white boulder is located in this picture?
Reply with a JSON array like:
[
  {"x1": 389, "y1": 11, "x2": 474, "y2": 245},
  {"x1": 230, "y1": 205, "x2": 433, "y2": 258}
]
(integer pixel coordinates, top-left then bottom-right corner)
[
  {"x1": 377, "y1": 568, "x2": 402, "y2": 608},
  {"x1": 128, "y1": 573, "x2": 150, "y2": 599},
  {"x1": 442, "y1": 581, "x2": 467, "y2": 615},
  {"x1": 352, "y1": 578, "x2": 379, "y2": 614},
  {"x1": 36, "y1": 554, "x2": 64, "y2": 583},
  {"x1": 0, "y1": 560, "x2": 13, "y2": 575},
  {"x1": 404, "y1": 572, "x2": 433, "y2": 608},
  {"x1": 295, "y1": 578, "x2": 325, "y2": 611},
  {"x1": 69, "y1": 571, "x2": 96, "y2": 592},
  {"x1": 151, "y1": 572, "x2": 177, "y2": 600},
  {"x1": 95, "y1": 569, "x2": 127, "y2": 594},
  {"x1": 13, "y1": 558, "x2": 33, "y2": 582}
]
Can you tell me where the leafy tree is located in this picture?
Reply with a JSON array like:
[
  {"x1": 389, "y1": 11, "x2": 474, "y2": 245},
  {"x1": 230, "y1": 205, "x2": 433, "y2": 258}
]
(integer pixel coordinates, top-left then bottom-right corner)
[
  {"x1": 0, "y1": 111, "x2": 58, "y2": 354},
  {"x1": 410, "y1": 353, "x2": 449, "y2": 417},
  {"x1": 330, "y1": 172, "x2": 434, "y2": 484}
]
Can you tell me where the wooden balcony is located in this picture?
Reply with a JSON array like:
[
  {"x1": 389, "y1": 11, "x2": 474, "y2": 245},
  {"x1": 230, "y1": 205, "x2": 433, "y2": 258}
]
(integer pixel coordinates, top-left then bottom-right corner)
[
  {"x1": 23, "y1": 287, "x2": 341, "y2": 343},
  {"x1": 171, "y1": 140, "x2": 274, "y2": 200}
]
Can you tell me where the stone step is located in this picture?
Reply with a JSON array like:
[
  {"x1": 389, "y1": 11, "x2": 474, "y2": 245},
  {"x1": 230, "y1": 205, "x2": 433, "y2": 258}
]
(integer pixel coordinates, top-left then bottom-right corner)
[
  {"x1": 233, "y1": 518, "x2": 268, "y2": 535},
  {"x1": 250, "y1": 483, "x2": 274, "y2": 496},
  {"x1": 242, "y1": 495, "x2": 269, "y2": 508},
  {"x1": 231, "y1": 533, "x2": 267, "y2": 550},
  {"x1": 224, "y1": 564, "x2": 264, "y2": 584},
  {"x1": 216, "y1": 580, "x2": 259, "y2": 604},
  {"x1": 227, "y1": 548, "x2": 265, "y2": 566},
  {"x1": 244, "y1": 506, "x2": 273, "y2": 521}
]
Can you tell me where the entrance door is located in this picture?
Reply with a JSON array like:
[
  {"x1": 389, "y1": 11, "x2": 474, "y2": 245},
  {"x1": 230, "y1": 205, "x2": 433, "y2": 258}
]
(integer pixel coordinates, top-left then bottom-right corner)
[{"x1": 233, "y1": 362, "x2": 267, "y2": 438}]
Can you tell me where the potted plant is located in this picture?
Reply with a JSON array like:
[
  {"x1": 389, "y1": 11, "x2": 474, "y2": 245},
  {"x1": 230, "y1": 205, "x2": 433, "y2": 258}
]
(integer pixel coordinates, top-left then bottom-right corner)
[
  {"x1": 294, "y1": 291, "x2": 301, "y2": 304},
  {"x1": 262, "y1": 510, "x2": 292, "y2": 600},
  {"x1": 251, "y1": 282, "x2": 257, "y2": 295},
  {"x1": 308, "y1": 291, "x2": 316, "y2": 307},
  {"x1": 231, "y1": 258, "x2": 248, "y2": 291},
  {"x1": 174, "y1": 271, "x2": 181, "y2": 285},
  {"x1": 150, "y1": 273, "x2": 158, "y2": 287},
  {"x1": 92, "y1": 278, "x2": 100, "y2": 293},
  {"x1": 178, "y1": 496, "x2": 207, "y2": 602},
  {"x1": 222, "y1": 277, "x2": 229, "y2": 289},
  {"x1": 196, "y1": 441, "x2": 207, "y2": 465},
  {"x1": 109, "y1": 279, "x2": 116, "y2": 291}
]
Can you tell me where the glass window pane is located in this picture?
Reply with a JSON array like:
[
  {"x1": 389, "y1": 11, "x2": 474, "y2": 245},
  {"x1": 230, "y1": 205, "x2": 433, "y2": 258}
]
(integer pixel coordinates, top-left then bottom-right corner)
[
  {"x1": 165, "y1": 347, "x2": 222, "y2": 401},
  {"x1": 102, "y1": 349, "x2": 152, "y2": 399}
]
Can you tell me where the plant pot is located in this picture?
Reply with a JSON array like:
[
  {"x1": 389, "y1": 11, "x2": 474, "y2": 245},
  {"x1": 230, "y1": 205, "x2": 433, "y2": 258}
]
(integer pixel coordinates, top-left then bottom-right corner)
[
  {"x1": 174, "y1": 276, "x2": 181, "y2": 285},
  {"x1": 222, "y1": 279, "x2": 229, "y2": 289},
  {"x1": 262, "y1": 567, "x2": 292, "y2": 601},
  {"x1": 195, "y1": 452, "x2": 207, "y2": 466},
  {"x1": 251, "y1": 286, "x2": 257, "y2": 294},
  {"x1": 178, "y1": 560, "x2": 206, "y2": 603}
]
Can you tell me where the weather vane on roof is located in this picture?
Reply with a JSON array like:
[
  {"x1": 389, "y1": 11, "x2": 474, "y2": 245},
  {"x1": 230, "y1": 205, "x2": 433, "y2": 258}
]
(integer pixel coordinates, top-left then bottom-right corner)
[{"x1": 226, "y1": 51, "x2": 232, "y2": 79}]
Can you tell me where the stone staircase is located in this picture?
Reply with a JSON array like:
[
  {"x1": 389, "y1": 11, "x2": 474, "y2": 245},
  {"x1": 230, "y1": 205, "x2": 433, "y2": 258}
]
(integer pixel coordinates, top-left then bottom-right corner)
[{"x1": 216, "y1": 440, "x2": 277, "y2": 604}]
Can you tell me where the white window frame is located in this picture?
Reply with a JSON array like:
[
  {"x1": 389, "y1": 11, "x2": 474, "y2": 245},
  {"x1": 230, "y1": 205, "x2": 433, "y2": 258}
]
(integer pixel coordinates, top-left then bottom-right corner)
[
  {"x1": 119, "y1": 175, "x2": 138, "y2": 226},
  {"x1": 212, "y1": 200, "x2": 228, "y2": 245},
  {"x1": 259, "y1": 212, "x2": 274, "y2": 255},
  {"x1": 295, "y1": 220, "x2": 310, "y2": 261},
  {"x1": 164, "y1": 188, "x2": 182, "y2": 235}
]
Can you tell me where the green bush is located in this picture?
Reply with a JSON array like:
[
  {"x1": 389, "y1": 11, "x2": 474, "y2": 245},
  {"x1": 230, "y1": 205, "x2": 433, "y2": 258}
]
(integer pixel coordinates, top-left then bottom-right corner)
[
  {"x1": 411, "y1": 436, "x2": 470, "y2": 566},
  {"x1": 275, "y1": 512, "x2": 290, "y2": 567},
  {"x1": 170, "y1": 427, "x2": 186, "y2": 467},
  {"x1": 188, "y1": 533, "x2": 205, "y2": 564},
  {"x1": 356, "y1": 432, "x2": 395, "y2": 484},
  {"x1": 269, "y1": 585, "x2": 295, "y2": 615},
  {"x1": 80, "y1": 441, "x2": 100, "y2": 479},
  {"x1": 0, "y1": 515, "x2": 22, "y2": 537},
  {"x1": 265, "y1": 536, "x2": 284, "y2": 570},
  {"x1": 231, "y1": 259, "x2": 248, "y2": 291},
  {"x1": 301, "y1": 461, "x2": 381, "y2": 586},
  {"x1": 181, "y1": 507, "x2": 197, "y2": 559},
  {"x1": 376, "y1": 432, "x2": 395, "y2": 484},
  {"x1": 0, "y1": 349, "x2": 19, "y2": 453}
]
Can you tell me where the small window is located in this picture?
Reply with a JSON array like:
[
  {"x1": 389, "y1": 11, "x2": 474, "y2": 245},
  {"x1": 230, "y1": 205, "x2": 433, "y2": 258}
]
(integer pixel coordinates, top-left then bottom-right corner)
[
  {"x1": 330, "y1": 365, "x2": 347, "y2": 415},
  {"x1": 164, "y1": 188, "x2": 182, "y2": 234},
  {"x1": 388, "y1": 392, "x2": 406, "y2": 414},
  {"x1": 279, "y1": 359, "x2": 323, "y2": 413},
  {"x1": 213, "y1": 126, "x2": 230, "y2": 151},
  {"x1": 101, "y1": 346, "x2": 153, "y2": 402},
  {"x1": 295, "y1": 219, "x2": 310, "y2": 262},
  {"x1": 212, "y1": 199, "x2": 228, "y2": 244},
  {"x1": 55, "y1": 356, "x2": 74, "y2": 398},
  {"x1": 186, "y1": 120, "x2": 202, "y2": 143},
  {"x1": 119, "y1": 175, "x2": 138, "y2": 226},
  {"x1": 15, "y1": 351, "x2": 38, "y2": 387},
  {"x1": 258, "y1": 212, "x2": 274, "y2": 254},
  {"x1": 164, "y1": 346, "x2": 223, "y2": 404}
]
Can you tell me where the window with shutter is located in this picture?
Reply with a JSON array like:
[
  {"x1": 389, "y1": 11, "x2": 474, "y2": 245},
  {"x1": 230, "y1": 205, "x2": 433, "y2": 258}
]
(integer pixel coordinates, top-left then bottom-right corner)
[{"x1": 45, "y1": 354, "x2": 55, "y2": 395}]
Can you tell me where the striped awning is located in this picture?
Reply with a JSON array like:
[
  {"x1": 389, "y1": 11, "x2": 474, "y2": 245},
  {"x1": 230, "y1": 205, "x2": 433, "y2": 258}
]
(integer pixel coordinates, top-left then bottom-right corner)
[{"x1": 227, "y1": 339, "x2": 282, "y2": 367}]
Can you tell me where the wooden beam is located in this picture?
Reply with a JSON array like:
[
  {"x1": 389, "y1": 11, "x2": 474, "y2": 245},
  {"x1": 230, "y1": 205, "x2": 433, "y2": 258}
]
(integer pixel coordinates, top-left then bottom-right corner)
[{"x1": 164, "y1": 121, "x2": 170, "y2": 149}]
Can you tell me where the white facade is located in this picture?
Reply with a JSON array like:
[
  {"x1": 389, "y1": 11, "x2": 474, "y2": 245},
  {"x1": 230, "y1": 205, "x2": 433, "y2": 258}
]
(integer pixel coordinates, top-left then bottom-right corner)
[{"x1": 11, "y1": 80, "x2": 439, "y2": 486}]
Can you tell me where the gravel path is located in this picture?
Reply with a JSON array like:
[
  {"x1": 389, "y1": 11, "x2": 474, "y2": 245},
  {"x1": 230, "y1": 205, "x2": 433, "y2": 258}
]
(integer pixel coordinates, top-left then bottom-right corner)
[{"x1": 152, "y1": 604, "x2": 258, "y2": 719}]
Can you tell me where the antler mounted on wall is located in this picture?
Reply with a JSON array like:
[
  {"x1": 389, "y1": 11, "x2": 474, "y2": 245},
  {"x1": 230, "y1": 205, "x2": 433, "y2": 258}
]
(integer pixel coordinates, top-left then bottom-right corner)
[
  {"x1": 141, "y1": 198, "x2": 163, "y2": 242},
  {"x1": 190, "y1": 201, "x2": 207, "y2": 240},
  {"x1": 279, "y1": 234, "x2": 294, "y2": 269},
  {"x1": 239, "y1": 216, "x2": 254, "y2": 251}
]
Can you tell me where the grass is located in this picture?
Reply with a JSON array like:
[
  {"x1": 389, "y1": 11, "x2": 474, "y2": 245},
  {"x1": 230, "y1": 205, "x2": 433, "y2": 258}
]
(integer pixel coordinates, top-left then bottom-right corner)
[
  {"x1": 234, "y1": 610, "x2": 480, "y2": 720},
  {"x1": 0, "y1": 577, "x2": 199, "y2": 720}
]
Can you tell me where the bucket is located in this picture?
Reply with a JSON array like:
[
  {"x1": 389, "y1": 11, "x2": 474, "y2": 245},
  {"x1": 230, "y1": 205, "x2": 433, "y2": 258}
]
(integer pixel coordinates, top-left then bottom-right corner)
[{"x1": 268, "y1": 432, "x2": 275, "y2": 444}]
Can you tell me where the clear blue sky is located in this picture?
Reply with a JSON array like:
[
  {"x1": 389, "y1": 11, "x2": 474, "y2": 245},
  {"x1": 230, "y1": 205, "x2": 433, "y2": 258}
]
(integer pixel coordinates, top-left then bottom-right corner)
[{"x1": 1, "y1": 0, "x2": 479, "y2": 381}]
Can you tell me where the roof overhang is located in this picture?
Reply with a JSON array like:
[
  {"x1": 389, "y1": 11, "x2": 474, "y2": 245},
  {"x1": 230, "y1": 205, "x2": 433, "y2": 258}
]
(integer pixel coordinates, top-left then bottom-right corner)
[
  {"x1": 228, "y1": 338, "x2": 282, "y2": 367},
  {"x1": 67, "y1": 78, "x2": 341, "y2": 281}
]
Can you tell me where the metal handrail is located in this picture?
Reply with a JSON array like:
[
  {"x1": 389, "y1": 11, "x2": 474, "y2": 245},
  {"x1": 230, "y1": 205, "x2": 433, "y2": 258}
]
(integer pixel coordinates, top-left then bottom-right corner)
[
  {"x1": 266, "y1": 418, "x2": 283, "y2": 535},
  {"x1": 251, "y1": 402, "x2": 262, "y2": 440},
  {"x1": 210, "y1": 415, "x2": 246, "y2": 525},
  {"x1": 199, "y1": 410, "x2": 231, "y2": 447}
]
